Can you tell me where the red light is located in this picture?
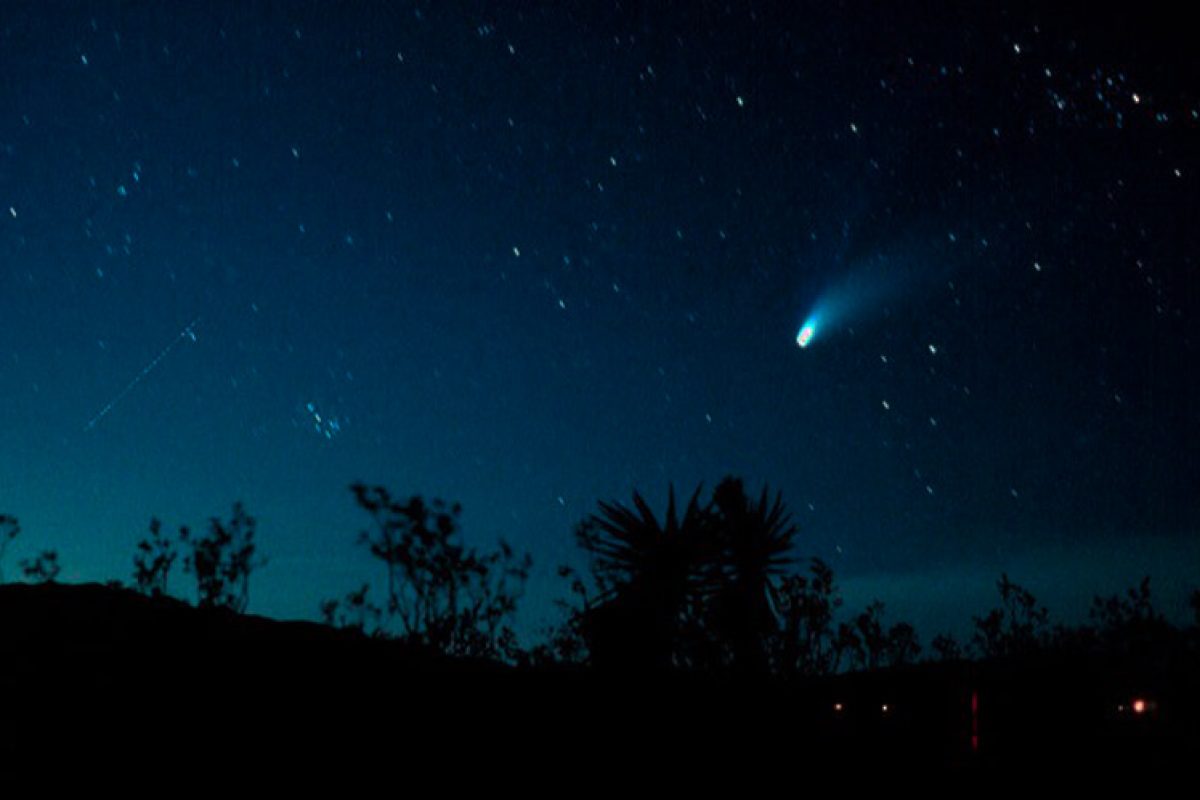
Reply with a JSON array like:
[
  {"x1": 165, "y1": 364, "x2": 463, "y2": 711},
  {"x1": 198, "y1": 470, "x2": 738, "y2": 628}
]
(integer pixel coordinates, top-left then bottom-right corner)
[
  {"x1": 833, "y1": 702, "x2": 843, "y2": 713},
  {"x1": 970, "y1": 690, "x2": 980, "y2": 752},
  {"x1": 1132, "y1": 699, "x2": 1147, "y2": 714}
]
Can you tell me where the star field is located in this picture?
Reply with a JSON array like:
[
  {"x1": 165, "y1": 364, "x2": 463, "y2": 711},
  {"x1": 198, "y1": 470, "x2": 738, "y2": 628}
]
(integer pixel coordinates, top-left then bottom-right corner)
[{"x1": 1, "y1": 1, "x2": 1196, "y2": 637}]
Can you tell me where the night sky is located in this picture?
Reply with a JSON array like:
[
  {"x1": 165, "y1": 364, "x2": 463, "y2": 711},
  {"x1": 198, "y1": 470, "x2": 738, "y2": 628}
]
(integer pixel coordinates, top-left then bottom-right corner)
[{"x1": 2, "y1": 1, "x2": 1197, "y2": 639}]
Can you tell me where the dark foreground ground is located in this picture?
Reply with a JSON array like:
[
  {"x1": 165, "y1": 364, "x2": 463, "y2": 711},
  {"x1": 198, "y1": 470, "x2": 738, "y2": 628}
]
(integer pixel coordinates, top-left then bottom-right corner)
[{"x1": 0, "y1": 583, "x2": 1195, "y2": 771}]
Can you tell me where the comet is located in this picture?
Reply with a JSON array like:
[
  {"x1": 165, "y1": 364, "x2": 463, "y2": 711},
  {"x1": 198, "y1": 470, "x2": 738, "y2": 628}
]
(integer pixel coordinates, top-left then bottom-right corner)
[
  {"x1": 793, "y1": 217, "x2": 955, "y2": 351},
  {"x1": 796, "y1": 321, "x2": 816, "y2": 349},
  {"x1": 794, "y1": 254, "x2": 904, "y2": 350}
]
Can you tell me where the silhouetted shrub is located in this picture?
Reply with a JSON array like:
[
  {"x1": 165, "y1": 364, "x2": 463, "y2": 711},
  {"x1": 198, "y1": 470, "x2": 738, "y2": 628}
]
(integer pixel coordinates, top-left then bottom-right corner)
[
  {"x1": 972, "y1": 574, "x2": 1049, "y2": 659},
  {"x1": 887, "y1": 621, "x2": 921, "y2": 666},
  {"x1": 833, "y1": 620, "x2": 863, "y2": 672},
  {"x1": 350, "y1": 483, "x2": 532, "y2": 660},
  {"x1": 526, "y1": 564, "x2": 592, "y2": 665},
  {"x1": 836, "y1": 601, "x2": 922, "y2": 670},
  {"x1": 0, "y1": 514, "x2": 18, "y2": 583},
  {"x1": 853, "y1": 600, "x2": 889, "y2": 670},
  {"x1": 181, "y1": 502, "x2": 264, "y2": 613},
  {"x1": 133, "y1": 517, "x2": 178, "y2": 597},
  {"x1": 1088, "y1": 576, "x2": 1174, "y2": 655},
  {"x1": 772, "y1": 557, "x2": 843, "y2": 676},
  {"x1": 320, "y1": 583, "x2": 381, "y2": 635},
  {"x1": 20, "y1": 550, "x2": 60, "y2": 584},
  {"x1": 930, "y1": 633, "x2": 963, "y2": 662}
]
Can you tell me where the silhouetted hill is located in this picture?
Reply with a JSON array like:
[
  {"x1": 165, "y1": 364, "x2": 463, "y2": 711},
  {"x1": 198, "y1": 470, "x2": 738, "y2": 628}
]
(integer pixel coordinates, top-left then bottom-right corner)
[
  {"x1": 0, "y1": 582, "x2": 506, "y2": 758},
  {"x1": 1, "y1": 582, "x2": 1194, "y2": 770}
]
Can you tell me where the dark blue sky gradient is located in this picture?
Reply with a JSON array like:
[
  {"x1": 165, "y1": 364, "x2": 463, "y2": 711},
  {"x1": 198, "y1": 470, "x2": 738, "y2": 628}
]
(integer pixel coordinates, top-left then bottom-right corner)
[{"x1": 2, "y1": 1, "x2": 1197, "y2": 638}]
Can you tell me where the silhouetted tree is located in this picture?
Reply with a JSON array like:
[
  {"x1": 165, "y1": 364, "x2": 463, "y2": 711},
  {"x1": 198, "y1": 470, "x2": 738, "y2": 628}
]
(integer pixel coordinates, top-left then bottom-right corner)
[
  {"x1": 0, "y1": 514, "x2": 18, "y2": 583},
  {"x1": 133, "y1": 517, "x2": 178, "y2": 597},
  {"x1": 181, "y1": 502, "x2": 264, "y2": 613},
  {"x1": 350, "y1": 483, "x2": 532, "y2": 659},
  {"x1": 709, "y1": 477, "x2": 798, "y2": 673},
  {"x1": 20, "y1": 550, "x2": 60, "y2": 584},
  {"x1": 574, "y1": 484, "x2": 715, "y2": 671},
  {"x1": 972, "y1": 574, "x2": 1049, "y2": 659},
  {"x1": 773, "y1": 557, "x2": 843, "y2": 675}
]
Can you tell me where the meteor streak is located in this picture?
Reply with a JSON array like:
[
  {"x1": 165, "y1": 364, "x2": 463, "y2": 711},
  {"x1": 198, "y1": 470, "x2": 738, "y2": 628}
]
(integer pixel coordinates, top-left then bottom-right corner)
[{"x1": 85, "y1": 317, "x2": 201, "y2": 431}]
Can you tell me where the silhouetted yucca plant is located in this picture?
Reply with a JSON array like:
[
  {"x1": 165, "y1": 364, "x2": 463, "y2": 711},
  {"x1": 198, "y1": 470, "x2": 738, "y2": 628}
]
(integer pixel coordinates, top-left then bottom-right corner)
[{"x1": 573, "y1": 484, "x2": 716, "y2": 670}]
